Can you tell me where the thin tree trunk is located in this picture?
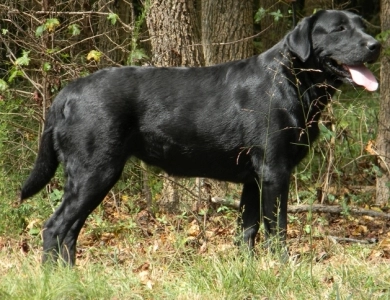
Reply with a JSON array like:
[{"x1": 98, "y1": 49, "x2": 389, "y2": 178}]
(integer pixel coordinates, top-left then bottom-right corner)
[{"x1": 375, "y1": 0, "x2": 390, "y2": 205}]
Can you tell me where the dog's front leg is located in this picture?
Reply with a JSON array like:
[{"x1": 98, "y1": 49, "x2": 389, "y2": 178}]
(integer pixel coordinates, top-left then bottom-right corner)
[
  {"x1": 238, "y1": 182, "x2": 261, "y2": 251},
  {"x1": 261, "y1": 173, "x2": 290, "y2": 258}
]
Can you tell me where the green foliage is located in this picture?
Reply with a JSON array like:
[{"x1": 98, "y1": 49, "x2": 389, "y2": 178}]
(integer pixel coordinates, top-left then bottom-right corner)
[
  {"x1": 269, "y1": 9, "x2": 283, "y2": 22},
  {"x1": 376, "y1": 30, "x2": 390, "y2": 56},
  {"x1": 35, "y1": 18, "x2": 60, "y2": 37},
  {"x1": 107, "y1": 13, "x2": 119, "y2": 26},
  {"x1": 254, "y1": 7, "x2": 284, "y2": 23},
  {"x1": 0, "y1": 97, "x2": 44, "y2": 235},
  {"x1": 8, "y1": 50, "x2": 31, "y2": 83},
  {"x1": 376, "y1": 29, "x2": 390, "y2": 43},
  {"x1": 128, "y1": 48, "x2": 148, "y2": 65},
  {"x1": 127, "y1": 2, "x2": 149, "y2": 65},
  {"x1": 0, "y1": 79, "x2": 8, "y2": 91},
  {"x1": 294, "y1": 87, "x2": 380, "y2": 206},
  {"x1": 42, "y1": 62, "x2": 51, "y2": 72},
  {"x1": 67, "y1": 24, "x2": 81, "y2": 36},
  {"x1": 14, "y1": 50, "x2": 30, "y2": 66},
  {"x1": 254, "y1": 7, "x2": 267, "y2": 23}
]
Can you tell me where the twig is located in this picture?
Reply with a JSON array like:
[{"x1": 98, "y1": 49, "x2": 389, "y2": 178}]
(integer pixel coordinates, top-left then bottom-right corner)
[
  {"x1": 211, "y1": 197, "x2": 390, "y2": 220},
  {"x1": 327, "y1": 236, "x2": 378, "y2": 244},
  {"x1": 6, "y1": 10, "x2": 112, "y2": 16}
]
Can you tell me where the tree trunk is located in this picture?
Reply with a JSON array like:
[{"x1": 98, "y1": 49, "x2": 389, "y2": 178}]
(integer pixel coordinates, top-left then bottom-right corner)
[
  {"x1": 376, "y1": 0, "x2": 390, "y2": 205},
  {"x1": 146, "y1": 0, "x2": 204, "y2": 67},
  {"x1": 145, "y1": 0, "x2": 204, "y2": 212},
  {"x1": 201, "y1": 0, "x2": 253, "y2": 66}
]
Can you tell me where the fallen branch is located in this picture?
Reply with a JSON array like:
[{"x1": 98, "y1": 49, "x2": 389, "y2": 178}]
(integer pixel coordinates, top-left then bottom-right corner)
[
  {"x1": 211, "y1": 197, "x2": 390, "y2": 220},
  {"x1": 327, "y1": 236, "x2": 378, "y2": 244}
]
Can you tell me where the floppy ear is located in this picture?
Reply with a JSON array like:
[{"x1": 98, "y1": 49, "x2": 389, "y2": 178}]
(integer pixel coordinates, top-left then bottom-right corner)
[{"x1": 285, "y1": 17, "x2": 312, "y2": 62}]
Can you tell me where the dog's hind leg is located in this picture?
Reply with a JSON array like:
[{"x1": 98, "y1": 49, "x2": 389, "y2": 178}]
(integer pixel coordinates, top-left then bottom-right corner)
[
  {"x1": 60, "y1": 216, "x2": 90, "y2": 265},
  {"x1": 41, "y1": 158, "x2": 125, "y2": 265}
]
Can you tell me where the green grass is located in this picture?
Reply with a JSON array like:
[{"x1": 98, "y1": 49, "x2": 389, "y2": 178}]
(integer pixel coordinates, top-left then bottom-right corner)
[{"x1": 1, "y1": 238, "x2": 390, "y2": 299}]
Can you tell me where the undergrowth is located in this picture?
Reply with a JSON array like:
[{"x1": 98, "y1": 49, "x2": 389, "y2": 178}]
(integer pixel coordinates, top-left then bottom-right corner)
[{"x1": 1, "y1": 228, "x2": 389, "y2": 299}]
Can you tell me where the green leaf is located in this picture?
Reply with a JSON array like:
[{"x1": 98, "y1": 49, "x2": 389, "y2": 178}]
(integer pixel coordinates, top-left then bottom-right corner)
[
  {"x1": 128, "y1": 49, "x2": 148, "y2": 65},
  {"x1": 254, "y1": 8, "x2": 267, "y2": 23},
  {"x1": 0, "y1": 79, "x2": 8, "y2": 91},
  {"x1": 15, "y1": 50, "x2": 30, "y2": 66},
  {"x1": 339, "y1": 120, "x2": 349, "y2": 130},
  {"x1": 2, "y1": 29, "x2": 8, "y2": 35},
  {"x1": 131, "y1": 49, "x2": 148, "y2": 60},
  {"x1": 46, "y1": 47, "x2": 60, "y2": 54},
  {"x1": 50, "y1": 189, "x2": 63, "y2": 201},
  {"x1": 68, "y1": 24, "x2": 81, "y2": 36},
  {"x1": 107, "y1": 13, "x2": 118, "y2": 26},
  {"x1": 43, "y1": 62, "x2": 51, "y2": 72},
  {"x1": 35, "y1": 25, "x2": 45, "y2": 37},
  {"x1": 319, "y1": 123, "x2": 335, "y2": 140},
  {"x1": 376, "y1": 29, "x2": 390, "y2": 43},
  {"x1": 29, "y1": 227, "x2": 40, "y2": 236},
  {"x1": 8, "y1": 69, "x2": 23, "y2": 82},
  {"x1": 269, "y1": 9, "x2": 283, "y2": 22},
  {"x1": 45, "y1": 18, "x2": 60, "y2": 32},
  {"x1": 327, "y1": 194, "x2": 336, "y2": 202}
]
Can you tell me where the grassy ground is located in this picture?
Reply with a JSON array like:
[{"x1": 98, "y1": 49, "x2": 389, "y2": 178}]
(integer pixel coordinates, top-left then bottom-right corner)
[
  {"x1": 1, "y1": 222, "x2": 390, "y2": 300},
  {"x1": 1, "y1": 197, "x2": 390, "y2": 300}
]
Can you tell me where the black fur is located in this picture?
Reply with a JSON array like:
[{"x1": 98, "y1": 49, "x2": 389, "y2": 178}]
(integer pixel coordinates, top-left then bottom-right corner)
[{"x1": 21, "y1": 10, "x2": 380, "y2": 264}]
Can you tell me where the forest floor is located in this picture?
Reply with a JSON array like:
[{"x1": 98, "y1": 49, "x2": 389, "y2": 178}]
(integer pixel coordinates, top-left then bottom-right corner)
[{"x1": 1, "y1": 194, "x2": 390, "y2": 299}]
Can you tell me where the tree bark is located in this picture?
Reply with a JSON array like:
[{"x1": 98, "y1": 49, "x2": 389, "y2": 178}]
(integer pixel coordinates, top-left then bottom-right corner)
[
  {"x1": 146, "y1": 0, "x2": 204, "y2": 67},
  {"x1": 375, "y1": 0, "x2": 390, "y2": 205},
  {"x1": 201, "y1": 0, "x2": 253, "y2": 66}
]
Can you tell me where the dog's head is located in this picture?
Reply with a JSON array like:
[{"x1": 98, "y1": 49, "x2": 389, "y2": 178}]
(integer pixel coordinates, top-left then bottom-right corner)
[{"x1": 286, "y1": 10, "x2": 381, "y2": 91}]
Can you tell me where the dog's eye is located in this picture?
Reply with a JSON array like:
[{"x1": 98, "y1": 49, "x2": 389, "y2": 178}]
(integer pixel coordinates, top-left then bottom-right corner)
[{"x1": 334, "y1": 25, "x2": 346, "y2": 32}]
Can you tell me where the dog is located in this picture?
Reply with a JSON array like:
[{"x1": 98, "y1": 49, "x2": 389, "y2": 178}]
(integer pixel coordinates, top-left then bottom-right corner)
[{"x1": 21, "y1": 10, "x2": 380, "y2": 265}]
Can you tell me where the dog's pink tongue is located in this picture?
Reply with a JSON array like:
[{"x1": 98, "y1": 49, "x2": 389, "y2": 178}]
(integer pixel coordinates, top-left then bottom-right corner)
[{"x1": 346, "y1": 64, "x2": 378, "y2": 91}]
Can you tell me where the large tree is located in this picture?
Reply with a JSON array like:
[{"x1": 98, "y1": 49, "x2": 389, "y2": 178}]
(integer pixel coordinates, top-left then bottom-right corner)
[
  {"x1": 201, "y1": 0, "x2": 253, "y2": 66},
  {"x1": 146, "y1": 0, "x2": 204, "y2": 67},
  {"x1": 376, "y1": 0, "x2": 390, "y2": 205}
]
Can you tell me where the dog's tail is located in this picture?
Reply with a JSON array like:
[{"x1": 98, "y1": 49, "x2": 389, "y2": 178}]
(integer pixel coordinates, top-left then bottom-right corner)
[{"x1": 20, "y1": 112, "x2": 59, "y2": 202}]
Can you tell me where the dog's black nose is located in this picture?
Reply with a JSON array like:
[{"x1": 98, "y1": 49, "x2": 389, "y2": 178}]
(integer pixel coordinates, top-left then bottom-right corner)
[
  {"x1": 365, "y1": 40, "x2": 381, "y2": 63},
  {"x1": 367, "y1": 40, "x2": 381, "y2": 52}
]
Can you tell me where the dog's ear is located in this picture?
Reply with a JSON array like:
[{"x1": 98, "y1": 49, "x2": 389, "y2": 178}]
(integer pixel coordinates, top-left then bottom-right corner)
[{"x1": 286, "y1": 17, "x2": 312, "y2": 62}]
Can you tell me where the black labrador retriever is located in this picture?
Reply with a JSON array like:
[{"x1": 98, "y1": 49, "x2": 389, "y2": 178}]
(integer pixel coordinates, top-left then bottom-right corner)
[{"x1": 21, "y1": 10, "x2": 380, "y2": 265}]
